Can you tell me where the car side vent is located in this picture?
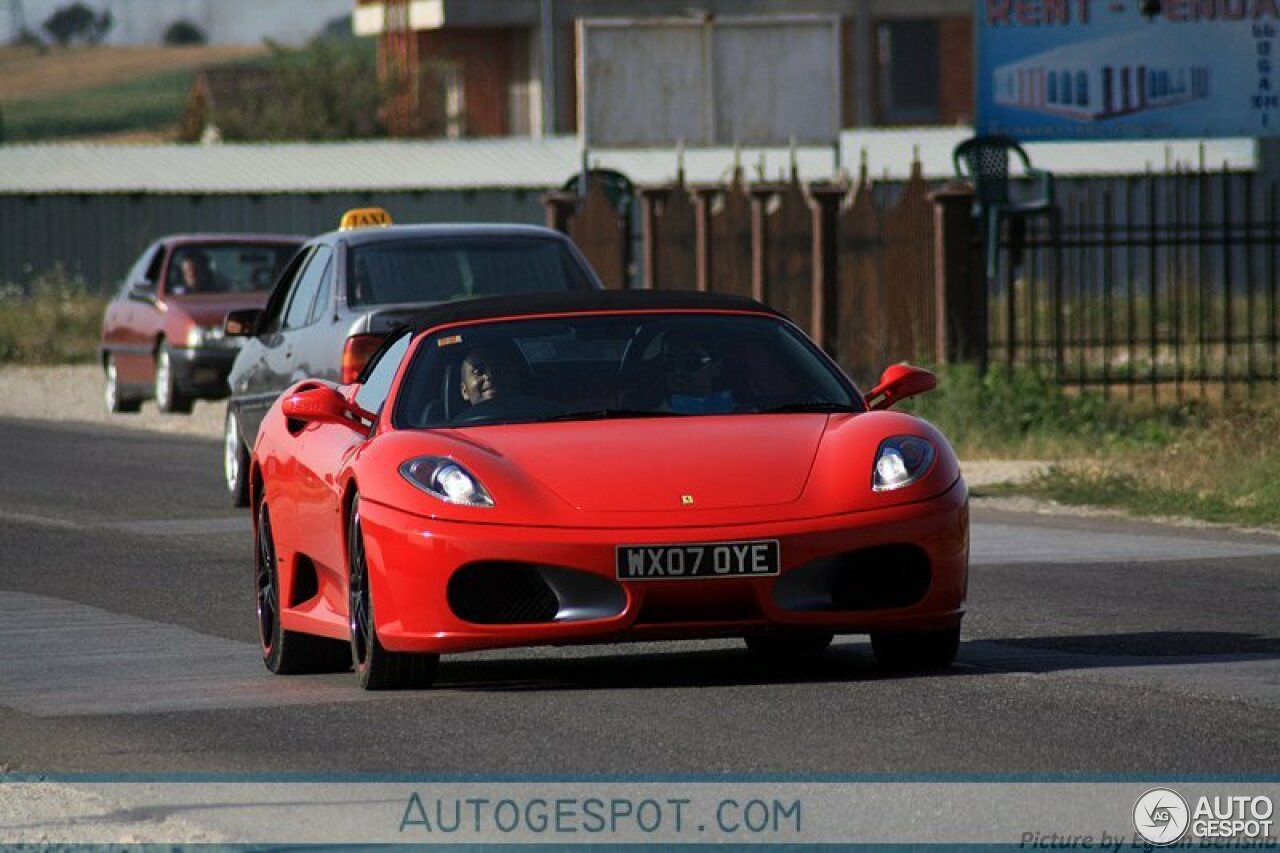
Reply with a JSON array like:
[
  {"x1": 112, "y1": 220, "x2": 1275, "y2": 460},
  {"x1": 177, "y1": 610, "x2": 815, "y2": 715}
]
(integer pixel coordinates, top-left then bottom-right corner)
[
  {"x1": 290, "y1": 554, "x2": 320, "y2": 607},
  {"x1": 448, "y1": 562, "x2": 560, "y2": 625}
]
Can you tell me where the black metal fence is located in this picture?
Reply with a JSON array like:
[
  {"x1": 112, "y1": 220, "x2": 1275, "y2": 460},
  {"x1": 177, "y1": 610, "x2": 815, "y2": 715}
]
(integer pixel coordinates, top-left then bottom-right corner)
[{"x1": 992, "y1": 165, "x2": 1280, "y2": 400}]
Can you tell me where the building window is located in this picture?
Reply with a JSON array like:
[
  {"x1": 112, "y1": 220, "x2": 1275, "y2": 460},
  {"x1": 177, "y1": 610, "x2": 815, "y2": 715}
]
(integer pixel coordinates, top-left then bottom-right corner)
[
  {"x1": 1048, "y1": 72, "x2": 1058, "y2": 104},
  {"x1": 876, "y1": 19, "x2": 940, "y2": 123},
  {"x1": 1060, "y1": 71, "x2": 1073, "y2": 105},
  {"x1": 1075, "y1": 71, "x2": 1088, "y2": 106}
]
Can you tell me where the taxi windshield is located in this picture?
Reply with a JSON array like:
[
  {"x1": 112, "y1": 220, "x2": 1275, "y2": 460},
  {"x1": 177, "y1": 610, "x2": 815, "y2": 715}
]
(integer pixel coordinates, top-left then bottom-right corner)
[
  {"x1": 348, "y1": 237, "x2": 594, "y2": 307},
  {"x1": 393, "y1": 313, "x2": 862, "y2": 428}
]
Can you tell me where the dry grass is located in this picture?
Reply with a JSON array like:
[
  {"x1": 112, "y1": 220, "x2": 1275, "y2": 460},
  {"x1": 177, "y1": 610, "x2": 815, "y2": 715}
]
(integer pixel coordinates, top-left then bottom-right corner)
[{"x1": 0, "y1": 44, "x2": 267, "y2": 104}]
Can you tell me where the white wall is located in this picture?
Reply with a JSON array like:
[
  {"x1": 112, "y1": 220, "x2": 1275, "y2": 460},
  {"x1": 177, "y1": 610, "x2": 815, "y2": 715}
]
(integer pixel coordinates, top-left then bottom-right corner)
[{"x1": 5, "y1": 0, "x2": 354, "y2": 46}]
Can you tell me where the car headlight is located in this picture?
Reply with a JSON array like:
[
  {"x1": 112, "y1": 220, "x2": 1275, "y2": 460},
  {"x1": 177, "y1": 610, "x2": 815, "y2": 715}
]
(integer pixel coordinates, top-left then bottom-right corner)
[
  {"x1": 186, "y1": 324, "x2": 231, "y2": 347},
  {"x1": 872, "y1": 436, "x2": 936, "y2": 492},
  {"x1": 400, "y1": 457, "x2": 494, "y2": 507}
]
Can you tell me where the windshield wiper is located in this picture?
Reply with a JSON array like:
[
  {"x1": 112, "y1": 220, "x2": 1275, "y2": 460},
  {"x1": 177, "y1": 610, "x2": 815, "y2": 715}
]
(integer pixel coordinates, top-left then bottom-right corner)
[
  {"x1": 539, "y1": 408, "x2": 680, "y2": 422},
  {"x1": 757, "y1": 402, "x2": 859, "y2": 414}
]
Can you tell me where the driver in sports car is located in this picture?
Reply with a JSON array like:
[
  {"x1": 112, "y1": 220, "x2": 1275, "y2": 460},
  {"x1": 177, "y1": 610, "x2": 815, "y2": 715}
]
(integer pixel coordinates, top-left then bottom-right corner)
[{"x1": 455, "y1": 342, "x2": 556, "y2": 422}]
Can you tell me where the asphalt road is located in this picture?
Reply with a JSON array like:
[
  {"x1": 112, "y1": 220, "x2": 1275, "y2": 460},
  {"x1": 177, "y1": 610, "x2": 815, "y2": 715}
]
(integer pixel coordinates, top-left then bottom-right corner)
[{"x1": 1, "y1": 416, "x2": 1278, "y2": 775}]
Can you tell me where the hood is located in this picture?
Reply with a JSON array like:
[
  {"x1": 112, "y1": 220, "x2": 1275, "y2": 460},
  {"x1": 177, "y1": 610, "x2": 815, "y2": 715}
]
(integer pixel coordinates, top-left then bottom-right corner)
[
  {"x1": 164, "y1": 292, "x2": 270, "y2": 327},
  {"x1": 464, "y1": 414, "x2": 829, "y2": 512}
]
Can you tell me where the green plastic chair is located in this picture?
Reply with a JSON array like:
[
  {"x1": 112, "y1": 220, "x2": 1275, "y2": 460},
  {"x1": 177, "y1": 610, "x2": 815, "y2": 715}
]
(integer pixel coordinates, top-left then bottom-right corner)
[{"x1": 953, "y1": 135, "x2": 1060, "y2": 279}]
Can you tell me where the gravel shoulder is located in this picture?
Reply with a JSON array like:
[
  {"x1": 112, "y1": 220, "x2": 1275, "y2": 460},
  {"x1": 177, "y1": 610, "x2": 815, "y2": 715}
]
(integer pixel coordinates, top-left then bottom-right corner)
[
  {"x1": 0, "y1": 365, "x2": 224, "y2": 440},
  {"x1": 0, "y1": 364, "x2": 1048, "y2": 489}
]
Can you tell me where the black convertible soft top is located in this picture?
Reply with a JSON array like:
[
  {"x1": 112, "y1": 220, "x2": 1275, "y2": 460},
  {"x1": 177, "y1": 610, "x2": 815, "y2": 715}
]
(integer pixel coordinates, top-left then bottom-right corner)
[{"x1": 402, "y1": 289, "x2": 783, "y2": 333}]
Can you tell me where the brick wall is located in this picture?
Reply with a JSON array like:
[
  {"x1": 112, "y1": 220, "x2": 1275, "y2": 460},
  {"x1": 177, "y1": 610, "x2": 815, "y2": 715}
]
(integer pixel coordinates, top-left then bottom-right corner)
[
  {"x1": 415, "y1": 27, "x2": 520, "y2": 137},
  {"x1": 938, "y1": 16, "x2": 974, "y2": 125}
]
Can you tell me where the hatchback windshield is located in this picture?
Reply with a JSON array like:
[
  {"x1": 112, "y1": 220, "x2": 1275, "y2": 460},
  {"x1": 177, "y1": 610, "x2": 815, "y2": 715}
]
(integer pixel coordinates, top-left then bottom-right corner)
[
  {"x1": 348, "y1": 237, "x2": 595, "y2": 307},
  {"x1": 393, "y1": 313, "x2": 862, "y2": 428},
  {"x1": 166, "y1": 243, "x2": 298, "y2": 295}
]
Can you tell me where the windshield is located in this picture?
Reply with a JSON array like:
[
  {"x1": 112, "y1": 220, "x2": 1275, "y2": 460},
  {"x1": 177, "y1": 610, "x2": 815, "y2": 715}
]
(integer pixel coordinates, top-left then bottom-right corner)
[
  {"x1": 393, "y1": 312, "x2": 862, "y2": 428},
  {"x1": 165, "y1": 243, "x2": 298, "y2": 295},
  {"x1": 347, "y1": 237, "x2": 595, "y2": 307}
]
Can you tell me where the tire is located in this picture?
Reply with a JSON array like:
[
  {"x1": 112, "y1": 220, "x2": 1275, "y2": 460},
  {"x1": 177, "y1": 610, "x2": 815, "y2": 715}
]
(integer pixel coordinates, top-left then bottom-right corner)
[
  {"x1": 870, "y1": 626, "x2": 960, "y2": 672},
  {"x1": 744, "y1": 630, "x2": 833, "y2": 657},
  {"x1": 225, "y1": 405, "x2": 250, "y2": 508},
  {"x1": 256, "y1": 498, "x2": 351, "y2": 675},
  {"x1": 348, "y1": 496, "x2": 439, "y2": 690},
  {"x1": 103, "y1": 354, "x2": 141, "y2": 414},
  {"x1": 154, "y1": 343, "x2": 193, "y2": 414}
]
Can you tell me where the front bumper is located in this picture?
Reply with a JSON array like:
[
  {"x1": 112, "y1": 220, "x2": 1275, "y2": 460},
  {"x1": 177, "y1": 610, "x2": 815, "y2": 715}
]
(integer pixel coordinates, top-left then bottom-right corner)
[
  {"x1": 355, "y1": 479, "x2": 969, "y2": 655},
  {"x1": 168, "y1": 346, "x2": 239, "y2": 399}
]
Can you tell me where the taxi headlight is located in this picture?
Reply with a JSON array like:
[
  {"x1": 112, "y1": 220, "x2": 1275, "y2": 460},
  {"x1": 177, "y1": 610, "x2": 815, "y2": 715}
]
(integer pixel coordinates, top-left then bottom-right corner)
[
  {"x1": 872, "y1": 436, "x2": 936, "y2": 492},
  {"x1": 400, "y1": 457, "x2": 494, "y2": 507}
]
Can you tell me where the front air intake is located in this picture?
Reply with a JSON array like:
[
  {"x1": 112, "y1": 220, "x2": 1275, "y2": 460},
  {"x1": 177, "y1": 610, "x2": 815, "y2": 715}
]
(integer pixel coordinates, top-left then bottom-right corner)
[
  {"x1": 773, "y1": 544, "x2": 931, "y2": 612},
  {"x1": 448, "y1": 562, "x2": 560, "y2": 625}
]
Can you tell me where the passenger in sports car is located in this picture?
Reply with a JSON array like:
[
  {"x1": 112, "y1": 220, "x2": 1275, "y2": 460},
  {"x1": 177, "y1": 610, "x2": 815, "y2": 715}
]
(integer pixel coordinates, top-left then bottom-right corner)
[{"x1": 658, "y1": 333, "x2": 735, "y2": 415}]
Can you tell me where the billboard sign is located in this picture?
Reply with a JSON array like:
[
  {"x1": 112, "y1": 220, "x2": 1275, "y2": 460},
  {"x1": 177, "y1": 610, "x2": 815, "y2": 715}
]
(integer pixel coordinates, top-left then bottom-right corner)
[
  {"x1": 976, "y1": 0, "x2": 1280, "y2": 140},
  {"x1": 578, "y1": 16, "x2": 841, "y2": 149}
]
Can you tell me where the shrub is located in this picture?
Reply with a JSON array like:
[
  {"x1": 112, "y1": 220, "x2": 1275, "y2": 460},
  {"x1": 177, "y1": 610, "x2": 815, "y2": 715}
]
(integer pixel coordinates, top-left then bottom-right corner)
[
  {"x1": 163, "y1": 19, "x2": 206, "y2": 46},
  {"x1": 0, "y1": 266, "x2": 108, "y2": 365}
]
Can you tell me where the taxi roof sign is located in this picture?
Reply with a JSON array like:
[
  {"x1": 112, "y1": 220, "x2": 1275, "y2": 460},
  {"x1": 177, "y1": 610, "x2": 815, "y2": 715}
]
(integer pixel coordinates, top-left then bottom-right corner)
[{"x1": 339, "y1": 207, "x2": 393, "y2": 230}]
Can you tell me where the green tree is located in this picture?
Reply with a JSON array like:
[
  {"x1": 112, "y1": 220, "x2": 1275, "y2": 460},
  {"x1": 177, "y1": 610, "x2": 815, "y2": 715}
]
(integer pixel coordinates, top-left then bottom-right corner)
[
  {"x1": 211, "y1": 38, "x2": 388, "y2": 141},
  {"x1": 42, "y1": 3, "x2": 111, "y2": 46},
  {"x1": 163, "y1": 19, "x2": 206, "y2": 46}
]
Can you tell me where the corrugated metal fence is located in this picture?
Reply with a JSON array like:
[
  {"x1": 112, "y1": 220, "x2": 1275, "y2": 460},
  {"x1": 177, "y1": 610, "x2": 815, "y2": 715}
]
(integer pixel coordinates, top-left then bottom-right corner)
[{"x1": 0, "y1": 190, "x2": 545, "y2": 296}]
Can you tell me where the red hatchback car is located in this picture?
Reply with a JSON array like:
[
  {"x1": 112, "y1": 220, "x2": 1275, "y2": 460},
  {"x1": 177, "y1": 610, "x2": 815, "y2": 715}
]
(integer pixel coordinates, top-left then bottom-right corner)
[
  {"x1": 250, "y1": 290, "x2": 968, "y2": 690},
  {"x1": 100, "y1": 234, "x2": 303, "y2": 413}
]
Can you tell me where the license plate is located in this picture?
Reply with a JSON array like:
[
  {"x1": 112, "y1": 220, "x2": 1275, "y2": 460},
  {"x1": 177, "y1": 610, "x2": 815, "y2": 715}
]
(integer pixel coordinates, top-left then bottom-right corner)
[{"x1": 615, "y1": 540, "x2": 780, "y2": 581}]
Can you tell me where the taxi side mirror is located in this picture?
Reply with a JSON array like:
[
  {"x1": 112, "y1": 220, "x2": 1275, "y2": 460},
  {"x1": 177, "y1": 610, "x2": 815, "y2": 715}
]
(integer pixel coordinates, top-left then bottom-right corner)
[{"x1": 224, "y1": 308, "x2": 264, "y2": 337}]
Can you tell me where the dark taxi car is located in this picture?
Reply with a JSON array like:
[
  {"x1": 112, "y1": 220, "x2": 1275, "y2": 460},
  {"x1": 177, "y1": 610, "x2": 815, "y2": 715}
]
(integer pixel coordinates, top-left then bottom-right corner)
[
  {"x1": 221, "y1": 208, "x2": 603, "y2": 505},
  {"x1": 101, "y1": 234, "x2": 304, "y2": 413}
]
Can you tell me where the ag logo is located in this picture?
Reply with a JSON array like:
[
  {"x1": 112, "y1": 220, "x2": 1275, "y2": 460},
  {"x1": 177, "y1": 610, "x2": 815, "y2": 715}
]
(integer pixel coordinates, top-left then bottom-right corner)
[{"x1": 1134, "y1": 788, "x2": 1190, "y2": 846}]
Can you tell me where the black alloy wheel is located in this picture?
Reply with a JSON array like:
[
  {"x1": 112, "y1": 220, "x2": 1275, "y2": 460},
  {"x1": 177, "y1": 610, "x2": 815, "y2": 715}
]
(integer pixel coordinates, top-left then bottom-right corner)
[
  {"x1": 256, "y1": 497, "x2": 350, "y2": 674},
  {"x1": 744, "y1": 630, "x2": 834, "y2": 657},
  {"x1": 870, "y1": 626, "x2": 961, "y2": 672},
  {"x1": 348, "y1": 496, "x2": 438, "y2": 690}
]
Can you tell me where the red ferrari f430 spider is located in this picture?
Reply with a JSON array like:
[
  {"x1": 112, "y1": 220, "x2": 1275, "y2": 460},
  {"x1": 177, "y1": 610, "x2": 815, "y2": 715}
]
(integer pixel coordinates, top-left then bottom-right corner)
[{"x1": 250, "y1": 291, "x2": 968, "y2": 689}]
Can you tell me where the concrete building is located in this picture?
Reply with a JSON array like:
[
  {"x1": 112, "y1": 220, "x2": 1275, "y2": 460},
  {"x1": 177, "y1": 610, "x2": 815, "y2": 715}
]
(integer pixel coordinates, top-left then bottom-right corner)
[{"x1": 352, "y1": 0, "x2": 974, "y2": 138}]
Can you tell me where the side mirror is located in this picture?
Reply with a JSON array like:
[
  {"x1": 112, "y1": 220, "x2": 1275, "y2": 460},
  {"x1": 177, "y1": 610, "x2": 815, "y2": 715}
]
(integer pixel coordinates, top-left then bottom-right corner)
[
  {"x1": 127, "y1": 282, "x2": 155, "y2": 303},
  {"x1": 865, "y1": 364, "x2": 936, "y2": 411},
  {"x1": 281, "y1": 385, "x2": 373, "y2": 436},
  {"x1": 224, "y1": 308, "x2": 264, "y2": 337}
]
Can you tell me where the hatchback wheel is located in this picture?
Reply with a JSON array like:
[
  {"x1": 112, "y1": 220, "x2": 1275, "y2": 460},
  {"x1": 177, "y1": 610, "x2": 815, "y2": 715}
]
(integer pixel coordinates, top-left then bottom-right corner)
[
  {"x1": 154, "y1": 344, "x2": 193, "y2": 414},
  {"x1": 104, "y1": 354, "x2": 141, "y2": 414}
]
